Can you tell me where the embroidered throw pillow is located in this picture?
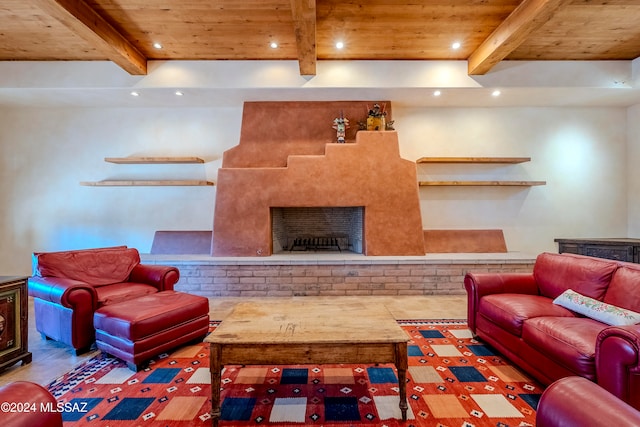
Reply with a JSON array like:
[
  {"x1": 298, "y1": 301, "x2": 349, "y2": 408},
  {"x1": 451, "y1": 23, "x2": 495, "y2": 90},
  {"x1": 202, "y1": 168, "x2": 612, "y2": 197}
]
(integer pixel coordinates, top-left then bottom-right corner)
[{"x1": 553, "y1": 289, "x2": 640, "y2": 326}]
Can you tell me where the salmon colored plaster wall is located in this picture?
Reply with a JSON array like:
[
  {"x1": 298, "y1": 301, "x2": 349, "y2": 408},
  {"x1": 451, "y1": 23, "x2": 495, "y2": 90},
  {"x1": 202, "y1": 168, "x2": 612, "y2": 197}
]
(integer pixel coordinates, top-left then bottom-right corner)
[
  {"x1": 212, "y1": 101, "x2": 425, "y2": 257},
  {"x1": 222, "y1": 101, "x2": 389, "y2": 167}
]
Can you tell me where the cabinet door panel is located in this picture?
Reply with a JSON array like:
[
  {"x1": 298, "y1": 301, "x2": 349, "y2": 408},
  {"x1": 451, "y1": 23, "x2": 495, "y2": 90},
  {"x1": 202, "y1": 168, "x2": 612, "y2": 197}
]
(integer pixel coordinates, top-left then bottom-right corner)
[{"x1": 583, "y1": 245, "x2": 633, "y2": 262}]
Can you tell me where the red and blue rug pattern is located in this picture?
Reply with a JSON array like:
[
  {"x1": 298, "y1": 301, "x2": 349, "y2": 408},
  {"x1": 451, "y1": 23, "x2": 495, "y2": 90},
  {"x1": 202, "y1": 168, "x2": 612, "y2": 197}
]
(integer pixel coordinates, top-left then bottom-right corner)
[{"x1": 47, "y1": 320, "x2": 541, "y2": 426}]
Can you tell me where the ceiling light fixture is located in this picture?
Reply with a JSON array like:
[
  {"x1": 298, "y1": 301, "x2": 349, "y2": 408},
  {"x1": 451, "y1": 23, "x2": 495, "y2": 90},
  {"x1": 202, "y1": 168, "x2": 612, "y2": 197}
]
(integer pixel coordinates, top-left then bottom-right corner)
[
  {"x1": 175, "y1": 90, "x2": 184, "y2": 96},
  {"x1": 452, "y1": 41, "x2": 461, "y2": 49},
  {"x1": 433, "y1": 90, "x2": 442, "y2": 97},
  {"x1": 270, "y1": 42, "x2": 278, "y2": 49},
  {"x1": 130, "y1": 91, "x2": 139, "y2": 97},
  {"x1": 153, "y1": 42, "x2": 163, "y2": 49},
  {"x1": 492, "y1": 90, "x2": 501, "y2": 97},
  {"x1": 335, "y1": 41, "x2": 344, "y2": 49}
]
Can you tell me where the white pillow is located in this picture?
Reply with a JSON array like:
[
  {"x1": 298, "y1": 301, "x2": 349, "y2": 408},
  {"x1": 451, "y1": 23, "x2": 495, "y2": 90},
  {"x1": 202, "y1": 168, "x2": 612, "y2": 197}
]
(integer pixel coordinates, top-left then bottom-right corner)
[{"x1": 553, "y1": 289, "x2": 640, "y2": 326}]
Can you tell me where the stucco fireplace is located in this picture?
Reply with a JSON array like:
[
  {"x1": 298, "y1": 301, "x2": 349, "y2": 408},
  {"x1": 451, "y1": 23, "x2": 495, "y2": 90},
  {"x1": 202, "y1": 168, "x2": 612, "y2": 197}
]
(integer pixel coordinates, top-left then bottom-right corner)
[{"x1": 211, "y1": 101, "x2": 425, "y2": 257}]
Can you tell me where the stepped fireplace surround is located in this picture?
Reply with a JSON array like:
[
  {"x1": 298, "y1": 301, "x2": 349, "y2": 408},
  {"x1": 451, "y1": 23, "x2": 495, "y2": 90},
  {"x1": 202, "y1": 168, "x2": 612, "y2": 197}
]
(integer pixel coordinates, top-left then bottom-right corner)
[{"x1": 211, "y1": 101, "x2": 425, "y2": 257}]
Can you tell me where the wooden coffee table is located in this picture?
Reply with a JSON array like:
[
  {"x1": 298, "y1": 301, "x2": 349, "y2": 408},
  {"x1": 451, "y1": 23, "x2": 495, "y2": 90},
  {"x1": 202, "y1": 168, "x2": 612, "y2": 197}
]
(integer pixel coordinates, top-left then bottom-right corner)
[{"x1": 206, "y1": 300, "x2": 409, "y2": 426}]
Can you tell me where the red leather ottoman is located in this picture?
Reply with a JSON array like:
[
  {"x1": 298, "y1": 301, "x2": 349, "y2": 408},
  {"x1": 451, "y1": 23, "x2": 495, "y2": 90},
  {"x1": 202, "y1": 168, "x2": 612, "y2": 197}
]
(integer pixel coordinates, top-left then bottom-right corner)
[{"x1": 94, "y1": 290, "x2": 209, "y2": 370}]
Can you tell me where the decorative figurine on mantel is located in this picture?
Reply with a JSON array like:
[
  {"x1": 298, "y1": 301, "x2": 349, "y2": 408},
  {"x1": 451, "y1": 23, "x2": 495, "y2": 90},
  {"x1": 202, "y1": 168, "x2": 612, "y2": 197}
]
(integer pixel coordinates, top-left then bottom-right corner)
[
  {"x1": 358, "y1": 103, "x2": 395, "y2": 131},
  {"x1": 332, "y1": 112, "x2": 350, "y2": 143}
]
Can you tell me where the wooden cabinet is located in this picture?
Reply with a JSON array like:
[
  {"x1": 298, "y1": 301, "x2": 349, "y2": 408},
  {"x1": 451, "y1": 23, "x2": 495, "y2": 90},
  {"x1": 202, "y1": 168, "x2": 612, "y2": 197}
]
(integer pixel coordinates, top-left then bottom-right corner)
[
  {"x1": 555, "y1": 238, "x2": 640, "y2": 263},
  {"x1": 0, "y1": 276, "x2": 32, "y2": 372}
]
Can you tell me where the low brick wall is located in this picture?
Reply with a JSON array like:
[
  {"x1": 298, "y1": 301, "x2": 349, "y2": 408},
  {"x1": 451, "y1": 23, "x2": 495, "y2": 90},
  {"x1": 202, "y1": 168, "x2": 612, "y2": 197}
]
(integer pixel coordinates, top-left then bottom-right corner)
[{"x1": 142, "y1": 255, "x2": 536, "y2": 298}]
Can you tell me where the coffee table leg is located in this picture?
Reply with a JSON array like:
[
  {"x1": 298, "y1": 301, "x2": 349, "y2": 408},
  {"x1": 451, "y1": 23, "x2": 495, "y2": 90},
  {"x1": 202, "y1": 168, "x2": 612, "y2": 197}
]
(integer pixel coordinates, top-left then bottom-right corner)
[
  {"x1": 396, "y1": 343, "x2": 409, "y2": 421},
  {"x1": 210, "y1": 344, "x2": 222, "y2": 427},
  {"x1": 398, "y1": 366, "x2": 408, "y2": 421}
]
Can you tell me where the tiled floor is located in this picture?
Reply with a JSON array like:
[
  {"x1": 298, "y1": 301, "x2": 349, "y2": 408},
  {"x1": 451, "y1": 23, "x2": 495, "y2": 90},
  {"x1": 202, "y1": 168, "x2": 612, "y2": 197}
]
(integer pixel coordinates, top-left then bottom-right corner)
[{"x1": 0, "y1": 295, "x2": 467, "y2": 386}]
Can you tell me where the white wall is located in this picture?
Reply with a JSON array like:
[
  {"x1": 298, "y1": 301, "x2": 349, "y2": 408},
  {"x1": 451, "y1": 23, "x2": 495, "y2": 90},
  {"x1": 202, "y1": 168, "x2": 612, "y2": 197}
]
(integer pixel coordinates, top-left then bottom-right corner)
[
  {"x1": 628, "y1": 103, "x2": 640, "y2": 236},
  {"x1": 396, "y1": 106, "x2": 628, "y2": 253},
  {"x1": 0, "y1": 107, "x2": 242, "y2": 274},
  {"x1": 0, "y1": 103, "x2": 631, "y2": 275}
]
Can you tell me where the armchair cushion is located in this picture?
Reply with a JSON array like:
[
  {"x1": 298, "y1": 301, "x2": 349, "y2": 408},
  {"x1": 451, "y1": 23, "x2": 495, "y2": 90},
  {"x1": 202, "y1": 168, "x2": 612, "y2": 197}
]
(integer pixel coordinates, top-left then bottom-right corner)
[
  {"x1": 33, "y1": 246, "x2": 140, "y2": 286},
  {"x1": 95, "y1": 282, "x2": 159, "y2": 306}
]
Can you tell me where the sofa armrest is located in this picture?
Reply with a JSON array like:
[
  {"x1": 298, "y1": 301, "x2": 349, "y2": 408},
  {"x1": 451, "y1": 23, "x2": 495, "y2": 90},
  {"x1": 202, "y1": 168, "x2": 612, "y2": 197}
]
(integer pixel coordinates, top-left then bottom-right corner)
[
  {"x1": 596, "y1": 324, "x2": 640, "y2": 410},
  {"x1": 0, "y1": 381, "x2": 63, "y2": 427},
  {"x1": 536, "y1": 376, "x2": 640, "y2": 427},
  {"x1": 129, "y1": 264, "x2": 180, "y2": 291},
  {"x1": 28, "y1": 275, "x2": 97, "y2": 310},
  {"x1": 464, "y1": 272, "x2": 538, "y2": 333}
]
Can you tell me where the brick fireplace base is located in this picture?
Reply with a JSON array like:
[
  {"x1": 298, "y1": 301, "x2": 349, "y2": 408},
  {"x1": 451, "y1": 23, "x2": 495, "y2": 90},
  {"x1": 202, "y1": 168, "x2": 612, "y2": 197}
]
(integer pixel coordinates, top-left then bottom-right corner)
[{"x1": 142, "y1": 254, "x2": 535, "y2": 298}]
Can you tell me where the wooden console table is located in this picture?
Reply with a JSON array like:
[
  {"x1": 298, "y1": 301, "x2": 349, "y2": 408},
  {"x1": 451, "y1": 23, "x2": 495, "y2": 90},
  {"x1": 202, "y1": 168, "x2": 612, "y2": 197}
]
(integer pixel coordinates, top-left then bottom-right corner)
[
  {"x1": 555, "y1": 238, "x2": 640, "y2": 263},
  {"x1": 0, "y1": 276, "x2": 32, "y2": 372}
]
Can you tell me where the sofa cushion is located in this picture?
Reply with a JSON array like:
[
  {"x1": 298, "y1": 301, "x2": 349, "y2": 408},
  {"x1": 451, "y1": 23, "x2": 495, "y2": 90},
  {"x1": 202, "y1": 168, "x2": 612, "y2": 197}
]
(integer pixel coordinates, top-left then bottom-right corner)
[
  {"x1": 95, "y1": 282, "x2": 159, "y2": 306},
  {"x1": 522, "y1": 317, "x2": 608, "y2": 379},
  {"x1": 604, "y1": 264, "x2": 640, "y2": 313},
  {"x1": 479, "y1": 294, "x2": 575, "y2": 337},
  {"x1": 533, "y1": 252, "x2": 617, "y2": 300},
  {"x1": 33, "y1": 246, "x2": 140, "y2": 286},
  {"x1": 554, "y1": 289, "x2": 640, "y2": 326}
]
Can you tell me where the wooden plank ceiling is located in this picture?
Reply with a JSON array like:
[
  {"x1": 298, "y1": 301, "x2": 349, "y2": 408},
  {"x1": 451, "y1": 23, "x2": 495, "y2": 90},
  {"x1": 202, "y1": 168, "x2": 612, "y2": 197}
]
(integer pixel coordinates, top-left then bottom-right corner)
[{"x1": 1, "y1": 0, "x2": 639, "y2": 76}]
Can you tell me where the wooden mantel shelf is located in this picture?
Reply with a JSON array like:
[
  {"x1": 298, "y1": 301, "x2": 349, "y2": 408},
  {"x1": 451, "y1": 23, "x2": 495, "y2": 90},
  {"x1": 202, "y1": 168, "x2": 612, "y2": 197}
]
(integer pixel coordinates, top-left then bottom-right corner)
[
  {"x1": 105, "y1": 157, "x2": 205, "y2": 164},
  {"x1": 419, "y1": 180, "x2": 546, "y2": 186},
  {"x1": 80, "y1": 180, "x2": 214, "y2": 186},
  {"x1": 416, "y1": 157, "x2": 531, "y2": 164}
]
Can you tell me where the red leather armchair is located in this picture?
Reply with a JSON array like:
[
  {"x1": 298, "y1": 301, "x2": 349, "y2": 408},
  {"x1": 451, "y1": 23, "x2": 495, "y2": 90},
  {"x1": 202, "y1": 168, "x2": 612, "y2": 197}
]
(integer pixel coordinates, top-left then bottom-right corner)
[
  {"x1": 28, "y1": 246, "x2": 179, "y2": 354},
  {"x1": 537, "y1": 376, "x2": 640, "y2": 427},
  {"x1": 0, "y1": 381, "x2": 63, "y2": 427}
]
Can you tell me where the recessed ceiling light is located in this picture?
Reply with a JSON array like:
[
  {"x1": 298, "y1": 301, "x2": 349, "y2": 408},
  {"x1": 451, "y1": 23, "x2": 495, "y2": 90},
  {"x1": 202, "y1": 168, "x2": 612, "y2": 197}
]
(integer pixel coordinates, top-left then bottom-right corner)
[
  {"x1": 130, "y1": 91, "x2": 139, "y2": 97},
  {"x1": 175, "y1": 90, "x2": 184, "y2": 96},
  {"x1": 452, "y1": 41, "x2": 461, "y2": 49},
  {"x1": 433, "y1": 90, "x2": 442, "y2": 97},
  {"x1": 492, "y1": 90, "x2": 501, "y2": 97},
  {"x1": 270, "y1": 42, "x2": 278, "y2": 49},
  {"x1": 335, "y1": 41, "x2": 344, "y2": 49},
  {"x1": 153, "y1": 42, "x2": 163, "y2": 49}
]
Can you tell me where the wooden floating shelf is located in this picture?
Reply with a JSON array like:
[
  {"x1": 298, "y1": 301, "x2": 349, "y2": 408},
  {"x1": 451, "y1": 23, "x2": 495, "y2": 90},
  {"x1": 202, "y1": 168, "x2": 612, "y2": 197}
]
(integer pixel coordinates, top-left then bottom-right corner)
[
  {"x1": 105, "y1": 157, "x2": 205, "y2": 164},
  {"x1": 416, "y1": 157, "x2": 531, "y2": 164},
  {"x1": 80, "y1": 180, "x2": 214, "y2": 187},
  {"x1": 419, "y1": 181, "x2": 546, "y2": 187}
]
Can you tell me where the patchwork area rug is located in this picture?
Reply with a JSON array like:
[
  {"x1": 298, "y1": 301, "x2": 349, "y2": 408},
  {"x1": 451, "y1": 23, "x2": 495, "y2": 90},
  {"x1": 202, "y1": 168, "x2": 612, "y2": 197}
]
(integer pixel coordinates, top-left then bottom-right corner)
[{"x1": 47, "y1": 320, "x2": 541, "y2": 426}]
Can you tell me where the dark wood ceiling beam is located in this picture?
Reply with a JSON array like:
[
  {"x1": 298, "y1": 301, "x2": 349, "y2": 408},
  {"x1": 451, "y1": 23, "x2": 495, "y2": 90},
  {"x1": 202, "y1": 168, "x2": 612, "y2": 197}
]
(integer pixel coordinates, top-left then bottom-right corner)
[
  {"x1": 31, "y1": 0, "x2": 147, "y2": 75},
  {"x1": 467, "y1": 0, "x2": 572, "y2": 75},
  {"x1": 290, "y1": 0, "x2": 317, "y2": 76}
]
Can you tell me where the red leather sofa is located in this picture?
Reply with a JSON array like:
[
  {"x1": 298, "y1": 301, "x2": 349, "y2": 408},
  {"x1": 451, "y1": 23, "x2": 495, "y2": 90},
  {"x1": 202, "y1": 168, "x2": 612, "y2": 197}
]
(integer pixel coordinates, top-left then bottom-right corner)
[
  {"x1": 28, "y1": 246, "x2": 179, "y2": 354},
  {"x1": 0, "y1": 381, "x2": 63, "y2": 427},
  {"x1": 537, "y1": 376, "x2": 640, "y2": 426},
  {"x1": 465, "y1": 252, "x2": 640, "y2": 410}
]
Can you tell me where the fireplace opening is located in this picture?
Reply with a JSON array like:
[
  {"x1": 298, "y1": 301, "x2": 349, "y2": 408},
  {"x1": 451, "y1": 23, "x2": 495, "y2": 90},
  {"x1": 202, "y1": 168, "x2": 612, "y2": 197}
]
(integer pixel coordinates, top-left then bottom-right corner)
[{"x1": 271, "y1": 207, "x2": 364, "y2": 254}]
